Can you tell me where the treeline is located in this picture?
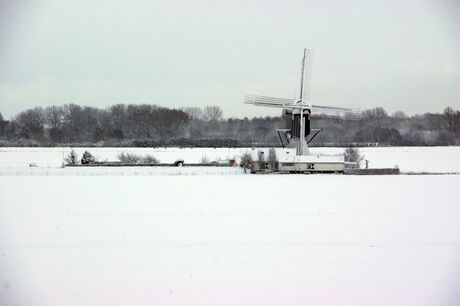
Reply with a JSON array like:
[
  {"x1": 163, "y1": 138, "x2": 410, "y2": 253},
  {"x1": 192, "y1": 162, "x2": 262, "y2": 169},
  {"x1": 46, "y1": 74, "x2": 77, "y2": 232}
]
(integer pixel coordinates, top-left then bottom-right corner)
[{"x1": 0, "y1": 104, "x2": 459, "y2": 147}]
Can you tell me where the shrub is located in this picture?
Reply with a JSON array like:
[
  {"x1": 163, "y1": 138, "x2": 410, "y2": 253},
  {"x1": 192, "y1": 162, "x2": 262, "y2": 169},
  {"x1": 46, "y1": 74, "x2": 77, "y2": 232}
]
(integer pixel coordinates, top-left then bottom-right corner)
[
  {"x1": 64, "y1": 149, "x2": 79, "y2": 165},
  {"x1": 344, "y1": 147, "x2": 364, "y2": 168},
  {"x1": 240, "y1": 151, "x2": 253, "y2": 168},
  {"x1": 81, "y1": 151, "x2": 96, "y2": 164},
  {"x1": 141, "y1": 154, "x2": 159, "y2": 164},
  {"x1": 117, "y1": 152, "x2": 140, "y2": 163},
  {"x1": 117, "y1": 152, "x2": 158, "y2": 164}
]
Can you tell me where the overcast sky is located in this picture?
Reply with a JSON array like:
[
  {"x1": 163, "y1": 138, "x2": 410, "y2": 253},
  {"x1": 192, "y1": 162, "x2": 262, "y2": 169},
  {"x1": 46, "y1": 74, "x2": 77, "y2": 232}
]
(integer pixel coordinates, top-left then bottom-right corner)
[{"x1": 0, "y1": 0, "x2": 459, "y2": 119}]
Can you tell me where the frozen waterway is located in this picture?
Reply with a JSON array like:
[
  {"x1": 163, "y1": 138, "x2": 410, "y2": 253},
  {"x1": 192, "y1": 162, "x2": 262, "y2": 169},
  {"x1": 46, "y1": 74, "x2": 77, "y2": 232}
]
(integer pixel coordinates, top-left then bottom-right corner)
[{"x1": 1, "y1": 174, "x2": 459, "y2": 306}]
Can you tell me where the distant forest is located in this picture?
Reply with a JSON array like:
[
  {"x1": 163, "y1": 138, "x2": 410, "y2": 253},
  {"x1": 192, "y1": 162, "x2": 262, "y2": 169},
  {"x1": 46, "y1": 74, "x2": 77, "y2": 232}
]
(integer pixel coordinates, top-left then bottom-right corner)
[{"x1": 0, "y1": 104, "x2": 459, "y2": 147}]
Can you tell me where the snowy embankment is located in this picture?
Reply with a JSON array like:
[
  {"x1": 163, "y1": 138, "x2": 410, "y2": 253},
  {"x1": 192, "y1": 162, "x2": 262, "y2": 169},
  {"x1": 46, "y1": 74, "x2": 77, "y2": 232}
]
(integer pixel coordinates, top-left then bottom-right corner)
[
  {"x1": 0, "y1": 166, "x2": 246, "y2": 176},
  {"x1": 1, "y1": 175, "x2": 459, "y2": 306},
  {"x1": 0, "y1": 146, "x2": 459, "y2": 174}
]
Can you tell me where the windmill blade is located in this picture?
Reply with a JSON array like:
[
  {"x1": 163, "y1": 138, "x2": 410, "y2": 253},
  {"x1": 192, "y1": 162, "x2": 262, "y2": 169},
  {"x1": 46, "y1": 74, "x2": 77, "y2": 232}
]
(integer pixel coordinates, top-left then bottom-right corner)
[
  {"x1": 311, "y1": 104, "x2": 361, "y2": 119},
  {"x1": 311, "y1": 104, "x2": 359, "y2": 113},
  {"x1": 299, "y1": 49, "x2": 314, "y2": 102},
  {"x1": 313, "y1": 113, "x2": 360, "y2": 120},
  {"x1": 244, "y1": 94, "x2": 295, "y2": 108}
]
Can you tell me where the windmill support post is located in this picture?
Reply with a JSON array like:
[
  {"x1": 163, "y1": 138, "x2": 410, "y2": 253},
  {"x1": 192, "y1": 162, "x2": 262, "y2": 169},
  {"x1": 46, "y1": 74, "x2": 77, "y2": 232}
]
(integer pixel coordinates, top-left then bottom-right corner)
[
  {"x1": 299, "y1": 108, "x2": 304, "y2": 155},
  {"x1": 307, "y1": 129, "x2": 322, "y2": 145}
]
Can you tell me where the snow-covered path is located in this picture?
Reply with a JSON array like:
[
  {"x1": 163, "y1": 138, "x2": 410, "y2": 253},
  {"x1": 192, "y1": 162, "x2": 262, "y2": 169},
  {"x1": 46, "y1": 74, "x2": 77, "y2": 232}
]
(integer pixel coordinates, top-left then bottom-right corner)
[{"x1": 1, "y1": 175, "x2": 460, "y2": 305}]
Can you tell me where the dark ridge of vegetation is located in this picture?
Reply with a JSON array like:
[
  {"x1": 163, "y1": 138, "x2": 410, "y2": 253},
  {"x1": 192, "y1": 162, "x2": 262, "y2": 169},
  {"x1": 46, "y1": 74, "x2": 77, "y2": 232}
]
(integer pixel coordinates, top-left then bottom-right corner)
[{"x1": 0, "y1": 104, "x2": 459, "y2": 147}]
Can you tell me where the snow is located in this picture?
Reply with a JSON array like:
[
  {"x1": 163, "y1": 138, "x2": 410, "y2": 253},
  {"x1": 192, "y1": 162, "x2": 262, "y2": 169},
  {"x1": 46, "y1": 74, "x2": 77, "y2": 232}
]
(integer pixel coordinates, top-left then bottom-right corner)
[
  {"x1": 0, "y1": 146, "x2": 459, "y2": 173},
  {"x1": 0, "y1": 147, "x2": 460, "y2": 305},
  {"x1": 0, "y1": 166, "x2": 246, "y2": 176},
  {"x1": 1, "y1": 174, "x2": 460, "y2": 306}
]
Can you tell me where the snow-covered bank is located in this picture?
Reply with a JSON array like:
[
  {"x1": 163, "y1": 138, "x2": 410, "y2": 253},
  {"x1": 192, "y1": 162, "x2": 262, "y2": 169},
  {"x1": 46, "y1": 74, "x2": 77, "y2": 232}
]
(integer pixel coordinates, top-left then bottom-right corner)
[{"x1": 0, "y1": 166, "x2": 246, "y2": 176}]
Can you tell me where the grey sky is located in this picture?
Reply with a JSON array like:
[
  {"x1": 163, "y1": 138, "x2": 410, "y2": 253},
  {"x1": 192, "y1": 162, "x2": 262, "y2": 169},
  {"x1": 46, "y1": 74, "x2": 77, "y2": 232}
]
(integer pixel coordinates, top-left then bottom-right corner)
[{"x1": 0, "y1": 0, "x2": 459, "y2": 119}]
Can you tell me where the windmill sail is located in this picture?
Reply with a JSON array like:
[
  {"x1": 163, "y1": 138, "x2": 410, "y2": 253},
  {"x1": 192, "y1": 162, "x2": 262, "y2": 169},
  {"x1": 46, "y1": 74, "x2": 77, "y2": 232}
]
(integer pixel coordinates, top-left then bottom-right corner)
[
  {"x1": 244, "y1": 93, "x2": 359, "y2": 117},
  {"x1": 299, "y1": 49, "x2": 314, "y2": 102},
  {"x1": 244, "y1": 94, "x2": 294, "y2": 108},
  {"x1": 311, "y1": 105, "x2": 360, "y2": 117}
]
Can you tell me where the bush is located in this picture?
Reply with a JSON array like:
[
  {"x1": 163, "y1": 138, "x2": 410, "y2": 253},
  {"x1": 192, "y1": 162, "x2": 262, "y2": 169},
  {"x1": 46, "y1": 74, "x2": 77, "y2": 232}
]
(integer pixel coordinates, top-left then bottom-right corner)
[
  {"x1": 64, "y1": 149, "x2": 79, "y2": 165},
  {"x1": 81, "y1": 151, "x2": 96, "y2": 164},
  {"x1": 117, "y1": 152, "x2": 158, "y2": 164},
  {"x1": 117, "y1": 152, "x2": 140, "y2": 163},
  {"x1": 344, "y1": 147, "x2": 364, "y2": 168},
  {"x1": 240, "y1": 151, "x2": 253, "y2": 168},
  {"x1": 141, "y1": 154, "x2": 159, "y2": 164}
]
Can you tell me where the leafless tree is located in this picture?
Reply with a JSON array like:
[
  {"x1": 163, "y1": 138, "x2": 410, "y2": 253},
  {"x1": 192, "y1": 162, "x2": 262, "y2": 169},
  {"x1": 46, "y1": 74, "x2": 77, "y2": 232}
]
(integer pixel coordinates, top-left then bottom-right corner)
[
  {"x1": 0, "y1": 112, "x2": 7, "y2": 137},
  {"x1": 442, "y1": 107, "x2": 460, "y2": 133},
  {"x1": 110, "y1": 104, "x2": 126, "y2": 131},
  {"x1": 361, "y1": 107, "x2": 388, "y2": 121},
  {"x1": 15, "y1": 107, "x2": 45, "y2": 140},
  {"x1": 392, "y1": 111, "x2": 408, "y2": 120},
  {"x1": 344, "y1": 147, "x2": 364, "y2": 168},
  {"x1": 203, "y1": 105, "x2": 223, "y2": 121},
  {"x1": 181, "y1": 107, "x2": 204, "y2": 121}
]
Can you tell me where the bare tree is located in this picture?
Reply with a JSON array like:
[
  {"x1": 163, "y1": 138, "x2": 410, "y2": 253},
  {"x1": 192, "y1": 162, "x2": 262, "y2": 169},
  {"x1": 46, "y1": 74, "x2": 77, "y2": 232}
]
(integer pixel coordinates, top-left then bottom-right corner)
[
  {"x1": 45, "y1": 106, "x2": 65, "y2": 142},
  {"x1": 15, "y1": 107, "x2": 45, "y2": 140},
  {"x1": 392, "y1": 111, "x2": 408, "y2": 120},
  {"x1": 203, "y1": 105, "x2": 223, "y2": 121},
  {"x1": 361, "y1": 107, "x2": 388, "y2": 121},
  {"x1": 344, "y1": 147, "x2": 364, "y2": 168},
  {"x1": 0, "y1": 112, "x2": 7, "y2": 137},
  {"x1": 110, "y1": 104, "x2": 126, "y2": 130},
  {"x1": 63, "y1": 104, "x2": 84, "y2": 142},
  {"x1": 181, "y1": 107, "x2": 204, "y2": 121},
  {"x1": 442, "y1": 107, "x2": 460, "y2": 133}
]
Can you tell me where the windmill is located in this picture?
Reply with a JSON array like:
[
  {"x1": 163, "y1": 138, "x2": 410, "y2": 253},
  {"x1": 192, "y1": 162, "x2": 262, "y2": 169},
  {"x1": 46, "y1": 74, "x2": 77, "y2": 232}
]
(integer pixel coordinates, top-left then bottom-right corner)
[{"x1": 244, "y1": 49, "x2": 359, "y2": 156}]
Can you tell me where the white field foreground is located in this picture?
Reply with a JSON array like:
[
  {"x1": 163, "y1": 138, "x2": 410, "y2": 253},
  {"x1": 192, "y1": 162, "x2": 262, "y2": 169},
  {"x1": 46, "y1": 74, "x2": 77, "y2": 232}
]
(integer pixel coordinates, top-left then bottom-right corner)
[
  {"x1": 0, "y1": 175, "x2": 459, "y2": 306},
  {"x1": 0, "y1": 147, "x2": 459, "y2": 306}
]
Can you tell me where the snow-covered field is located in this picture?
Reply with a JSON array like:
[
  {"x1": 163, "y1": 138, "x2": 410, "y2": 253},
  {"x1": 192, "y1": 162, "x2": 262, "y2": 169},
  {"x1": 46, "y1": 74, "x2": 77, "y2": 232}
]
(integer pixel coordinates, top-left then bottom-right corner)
[
  {"x1": 0, "y1": 147, "x2": 459, "y2": 306},
  {"x1": 0, "y1": 146, "x2": 459, "y2": 174},
  {"x1": 1, "y1": 175, "x2": 460, "y2": 306}
]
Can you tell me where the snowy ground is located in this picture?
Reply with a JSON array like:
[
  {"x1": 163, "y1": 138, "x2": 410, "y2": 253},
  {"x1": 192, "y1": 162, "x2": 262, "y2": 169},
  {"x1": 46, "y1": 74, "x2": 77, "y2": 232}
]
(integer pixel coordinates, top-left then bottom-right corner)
[
  {"x1": 1, "y1": 174, "x2": 460, "y2": 306},
  {"x1": 0, "y1": 147, "x2": 460, "y2": 305},
  {"x1": 0, "y1": 146, "x2": 459, "y2": 173}
]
